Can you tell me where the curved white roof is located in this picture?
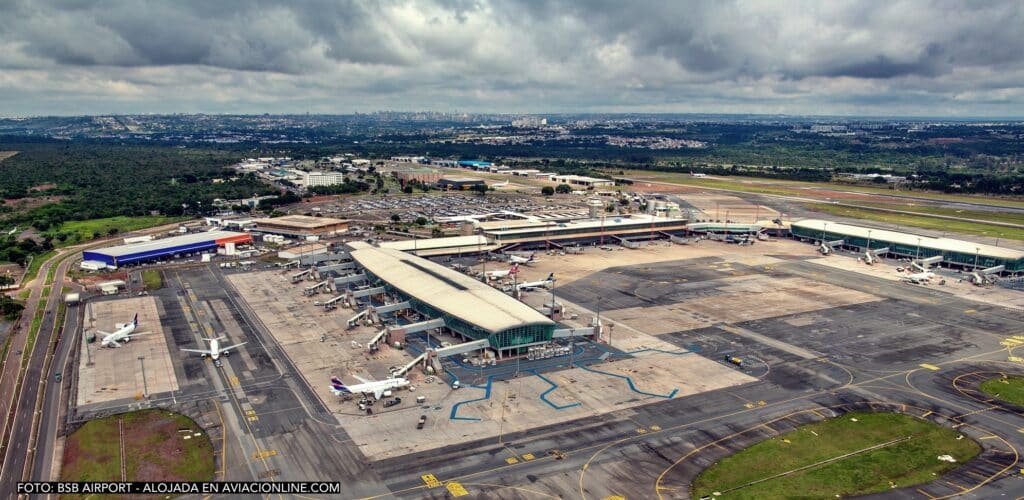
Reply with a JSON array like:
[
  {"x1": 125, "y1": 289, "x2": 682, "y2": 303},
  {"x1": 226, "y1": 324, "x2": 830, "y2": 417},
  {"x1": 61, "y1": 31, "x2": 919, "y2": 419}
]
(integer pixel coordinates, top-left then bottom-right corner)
[
  {"x1": 793, "y1": 219, "x2": 1024, "y2": 260},
  {"x1": 348, "y1": 246, "x2": 554, "y2": 334}
]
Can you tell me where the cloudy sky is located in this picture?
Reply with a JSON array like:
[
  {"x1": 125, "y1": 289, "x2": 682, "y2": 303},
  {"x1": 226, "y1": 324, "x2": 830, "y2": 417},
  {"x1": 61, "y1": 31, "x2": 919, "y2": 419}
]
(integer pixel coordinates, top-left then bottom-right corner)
[{"x1": 1, "y1": 0, "x2": 1022, "y2": 117}]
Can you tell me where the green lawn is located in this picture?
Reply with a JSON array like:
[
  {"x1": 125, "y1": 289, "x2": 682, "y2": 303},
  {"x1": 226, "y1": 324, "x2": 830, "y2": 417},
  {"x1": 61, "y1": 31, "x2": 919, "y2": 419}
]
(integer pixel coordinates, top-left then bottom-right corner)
[
  {"x1": 980, "y1": 376, "x2": 1024, "y2": 407},
  {"x1": 614, "y1": 169, "x2": 1024, "y2": 209},
  {"x1": 691, "y1": 412, "x2": 981, "y2": 499},
  {"x1": 141, "y1": 270, "x2": 162, "y2": 290},
  {"x1": 46, "y1": 215, "x2": 185, "y2": 246},
  {"x1": 62, "y1": 410, "x2": 215, "y2": 488},
  {"x1": 21, "y1": 249, "x2": 56, "y2": 285},
  {"x1": 808, "y1": 204, "x2": 1024, "y2": 241}
]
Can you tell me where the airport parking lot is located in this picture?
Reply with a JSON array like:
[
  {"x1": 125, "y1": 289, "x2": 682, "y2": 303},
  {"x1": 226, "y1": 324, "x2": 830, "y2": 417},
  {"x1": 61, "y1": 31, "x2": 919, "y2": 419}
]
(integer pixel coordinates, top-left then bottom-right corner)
[{"x1": 337, "y1": 193, "x2": 583, "y2": 220}]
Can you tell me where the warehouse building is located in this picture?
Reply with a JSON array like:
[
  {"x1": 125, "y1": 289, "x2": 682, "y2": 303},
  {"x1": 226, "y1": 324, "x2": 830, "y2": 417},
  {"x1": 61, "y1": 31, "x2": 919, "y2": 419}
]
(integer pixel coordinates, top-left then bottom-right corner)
[
  {"x1": 550, "y1": 174, "x2": 616, "y2": 188},
  {"x1": 792, "y1": 219, "x2": 1024, "y2": 273},
  {"x1": 81, "y1": 231, "x2": 252, "y2": 269},
  {"x1": 392, "y1": 167, "x2": 442, "y2": 185},
  {"x1": 438, "y1": 177, "x2": 486, "y2": 190},
  {"x1": 254, "y1": 215, "x2": 349, "y2": 238},
  {"x1": 348, "y1": 244, "x2": 556, "y2": 355}
]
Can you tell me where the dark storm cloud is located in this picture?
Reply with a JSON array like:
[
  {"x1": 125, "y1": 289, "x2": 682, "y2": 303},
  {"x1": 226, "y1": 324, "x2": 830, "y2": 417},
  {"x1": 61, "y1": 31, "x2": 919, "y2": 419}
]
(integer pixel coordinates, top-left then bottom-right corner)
[{"x1": 0, "y1": 0, "x2": 1022, "y2": 115}]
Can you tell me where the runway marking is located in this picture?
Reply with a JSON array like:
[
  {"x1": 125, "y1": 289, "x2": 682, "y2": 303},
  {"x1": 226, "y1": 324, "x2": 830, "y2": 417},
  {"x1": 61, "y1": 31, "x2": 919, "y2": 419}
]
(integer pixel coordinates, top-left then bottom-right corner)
[
  {"x1": 505, "y1": 457, "x2": 519, "y2": 464},
  {"x1": 636, "y1": 427, "x2": 648, "y2": 434},
  {"x1": 650, "y1": 425, "x2": 661, "y2": 431},
  {"x1": 944, "y1": 480, "x2": 968, "y2": 491},
  {"x1": 920, "y1": 363, "x2": 940, "y2": 371},
  {"x1": 522, "y1": 453, "x2": 535, "y2": 461},
  {"x1": 252, "y1": 449, "x2": 277, "y2": 459},
  {"x1": 420, "y1": 474, "x2": 441, "y2": 488},
  {"x1": 445, "y1": 481, "x2": 468, "y2": 497},
  {"x1": 229, "y1": 376, "x2": 240, "y2": 387}
]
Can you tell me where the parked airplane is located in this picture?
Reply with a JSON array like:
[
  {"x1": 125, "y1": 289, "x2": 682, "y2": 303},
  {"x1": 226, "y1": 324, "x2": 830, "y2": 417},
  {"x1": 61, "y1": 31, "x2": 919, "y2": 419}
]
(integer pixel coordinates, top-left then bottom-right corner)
[
  {"x1": 181, "y1": 336, "x2": 247, "y2": 360},
  {"x1": 492, "y1": 179, "x2": 510, "y2": 187},
  {"x1": 98, "y1": 314, "x2": 151, "y2": 348},
  {"x1": 330, "y1": 375, "x2": 409, "y2": 400},
  {"x1": 902, "y1": 271, "x2": 935, "y2": 284},
  {"x1": 516, "y1": 273, "x2": 555, "y2": 291},
  {"x1": 507, "y1": 253, "x2": 538, "y2": 265},
  {"x1": 486, "y1": 264, "x2": 519, "y2": 280}
]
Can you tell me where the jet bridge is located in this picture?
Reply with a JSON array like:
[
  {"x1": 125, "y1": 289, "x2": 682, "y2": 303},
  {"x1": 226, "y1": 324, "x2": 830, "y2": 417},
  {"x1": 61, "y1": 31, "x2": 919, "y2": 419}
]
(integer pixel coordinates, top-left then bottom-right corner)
[
  {"x1": 970, "y1": 265, "x2": 1005, "y2": 285},
  {"x1": 303, "y1": 280, "x2": 331, "y2": 296},
  {"x1": 314, "y1": 261, "x2": 355, "y2": 279},
  {"x1": 911, "y1": 255, "x2": 944, "y2": 272},
  {"x1": 333, "y1": 273, "x2": 367, "y2": 288},
  {"x1": 818, "y1": 239, "x2": 844, "y2": 255},
  {"x1": 347, "y1": 308, "x2": 369, "y2": 327},
  {"x1": 432, "y1": 338, "x2": 491, "y2": 358},
  {"x1": 553, "y1": 327, "x2": 598, "y2": 339},
  {"x1": 291, "y1": 268, "x2": 313, "y2": 283},
  {"x1": 864, "y1": 247, "x2": 889, "y2": 265}
]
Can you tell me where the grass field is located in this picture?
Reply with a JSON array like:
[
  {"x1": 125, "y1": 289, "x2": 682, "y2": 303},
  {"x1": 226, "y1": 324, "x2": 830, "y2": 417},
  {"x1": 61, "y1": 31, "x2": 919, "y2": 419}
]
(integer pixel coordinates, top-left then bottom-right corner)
[
  {"x1": 141, "y1": 270, "x2": 162, "y2": 290},
  {"x1": 691, "y1": 412, "x2": 981, "y2": 499},
  {"x1": 22, "y1": 249, "x2": 56, "y2": 285},
  {"x1": 615, "y1": 169, "x2": 1024, "y2": 209},
  {"x1": 980, "y1": 376, "x2": 1024, "y2": 407},
  {"x1": 808, "y1": 204, "x2": 1024, "y2": 241},
  {"x1": 61, "y1": 409, "x2": 215, "y2": 488},
  {"x1": 47, "y1": 215, "x2": 185, "y2": 246}
]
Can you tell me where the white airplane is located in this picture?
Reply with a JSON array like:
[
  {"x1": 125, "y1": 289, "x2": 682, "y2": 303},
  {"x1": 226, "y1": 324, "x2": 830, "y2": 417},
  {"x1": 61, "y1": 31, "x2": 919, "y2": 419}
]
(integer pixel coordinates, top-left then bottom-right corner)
[
  {"x1": 507, "y1": 253, "x2": 538, "y2": 265},
  {"x1": 902, "y1": 271, "x2": 935, "y2": 284},
  {"x1": 98, "y1": 314, "x2": 151, "y2": 348},
  {"x1": 181, "y1": 335, "x2": 247, "y2": 360},
  {"x1": 485, "y1": 264, "x2": 519, "y2": 280},
  {"x1": 516, "y1": 273, "x2": 554, "y2": 291},
  {"x1": 492, "y1": 179, "x2": 510, "y2": 187},
  {"x1": 330, "y1": 375, "x2": 409, "y2": 400}
]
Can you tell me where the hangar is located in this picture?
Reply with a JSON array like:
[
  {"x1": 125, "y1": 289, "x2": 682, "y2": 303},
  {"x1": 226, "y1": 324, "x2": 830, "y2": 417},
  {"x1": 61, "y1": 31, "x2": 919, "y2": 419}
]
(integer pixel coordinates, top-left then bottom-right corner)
[
  {"x1": 347, "y1": 243, "x2": 556, "y2": 354},
  {"x1": 82, "y1": 231, "x2": 252, "y2": 268},
  {"x1": 792, "y1": 219, "x2": 1024, "y2": 273}
]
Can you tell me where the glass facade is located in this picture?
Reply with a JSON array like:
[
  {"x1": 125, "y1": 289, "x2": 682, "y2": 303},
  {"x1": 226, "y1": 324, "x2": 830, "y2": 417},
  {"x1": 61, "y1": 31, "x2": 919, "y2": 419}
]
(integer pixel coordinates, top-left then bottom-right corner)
[
  {"x1": 487, "y1": 219, "x2": 689, "y2": 242},
  {"x1": 791, "y1": 225, "x2": 1024, "y2": 272}
]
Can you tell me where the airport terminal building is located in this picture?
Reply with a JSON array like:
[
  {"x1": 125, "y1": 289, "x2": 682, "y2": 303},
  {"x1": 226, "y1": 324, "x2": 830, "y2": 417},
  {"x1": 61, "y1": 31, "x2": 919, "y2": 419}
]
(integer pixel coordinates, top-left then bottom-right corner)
[
  {"x1": 792, "y1": 219, "x2": 1024, "y2": 273},
  {"x1": 348, "y1": 244, "x2": 556, "y2": 353}
]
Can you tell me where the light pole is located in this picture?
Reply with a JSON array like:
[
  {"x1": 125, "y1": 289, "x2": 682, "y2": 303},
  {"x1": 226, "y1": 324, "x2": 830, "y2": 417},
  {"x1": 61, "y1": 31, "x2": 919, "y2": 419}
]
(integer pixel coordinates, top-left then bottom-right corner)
[
  {"x1": 866, "y1": 230, "x2": 872, "y2": 251},
  {"x1": 138, "y1": 356, "x2": 148, "y2": 398},
  {"x1": 974, "y1": 248, "x2": 980, "y2": 270},
  {"x1": 549, "y1": 274, "x2": 557, "y2": 321},
  {"x1": 916, "y1": 238, "x2": 921, "y2": 261}
]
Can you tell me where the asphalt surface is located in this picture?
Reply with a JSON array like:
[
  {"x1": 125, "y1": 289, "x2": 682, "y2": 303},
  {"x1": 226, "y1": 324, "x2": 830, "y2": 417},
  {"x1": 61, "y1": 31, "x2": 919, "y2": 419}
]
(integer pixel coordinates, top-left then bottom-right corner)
[{"x1": 21, "y1": 248, "x2": 1024, "y2": 499}]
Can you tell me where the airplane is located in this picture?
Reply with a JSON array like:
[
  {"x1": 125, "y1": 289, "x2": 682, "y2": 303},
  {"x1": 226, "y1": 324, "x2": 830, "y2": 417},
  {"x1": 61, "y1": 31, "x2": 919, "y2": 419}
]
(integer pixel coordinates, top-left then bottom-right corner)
[
  {"x1": 485, "y1": 263, "x2": 519, "y2": 280},
  {"x1": 902, "y1": 271, "x2": 935, "y2": 284},
  {"x1": 516, "y1": 273, "x2": 555, "y2": 291},
  {"x1": 181, "y1": 335, "x2": 247, "y2": 360},
  {"x1": 491, "y1": 179, "x2": 510, "y2": 187},
  {"x1": 330, "y1": 375, "x2": 409, "y2": 400},
  {"x1": 507, "y1": 253, "x2": 538, "y2": 265},
  {"x1": 98, "y1": 314, "x2": 151, "y2": 348}
]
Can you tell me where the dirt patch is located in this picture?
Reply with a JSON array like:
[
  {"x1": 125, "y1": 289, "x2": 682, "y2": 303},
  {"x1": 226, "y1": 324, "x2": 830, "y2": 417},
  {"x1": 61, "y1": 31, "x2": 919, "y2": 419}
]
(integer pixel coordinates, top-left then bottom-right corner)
[{"x1": 30, "y1": 183, "x2": 57, "y2": 192}]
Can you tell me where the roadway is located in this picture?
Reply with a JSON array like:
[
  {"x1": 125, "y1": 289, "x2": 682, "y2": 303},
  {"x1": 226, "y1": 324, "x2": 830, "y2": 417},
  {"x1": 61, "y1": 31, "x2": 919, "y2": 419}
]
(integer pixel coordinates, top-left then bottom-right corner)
[{"x1": 0, "y1": 220, "x2": 192, "y2": 492}]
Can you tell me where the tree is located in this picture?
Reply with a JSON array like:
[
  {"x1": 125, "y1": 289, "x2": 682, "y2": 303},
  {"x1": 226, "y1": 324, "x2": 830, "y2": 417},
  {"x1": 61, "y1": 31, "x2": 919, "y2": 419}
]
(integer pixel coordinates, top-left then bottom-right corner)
[
  {"x1": 541, "y1": 186, "x2": 555, "y2": 196},
  {"x1": 555, "y1": 183, "x2": 572, "y2": 194},
  {"x1": 402, "y1": 185, "x2": 413, "y2": 194},
  {"x1": 415, "y1": 216, "x2": 428, "y2": 226},
  {"x1": 471, "y1": 184, "x2": 489, "y2": 196},
  {"x1": 390, "y1": 214, "x2": 401, "y2": 224}
]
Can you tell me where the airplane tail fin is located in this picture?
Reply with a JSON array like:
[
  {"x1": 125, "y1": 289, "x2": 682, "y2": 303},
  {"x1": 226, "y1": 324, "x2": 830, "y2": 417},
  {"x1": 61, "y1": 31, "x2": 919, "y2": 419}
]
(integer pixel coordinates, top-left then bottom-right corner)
[
  {"x1": 132, "y1": 313, "x2": 138, "y2": 327},
  {"x1": 202, "y1": 336, "x2": 228, "y2": 342},
  {"x1": 546, "y1": 273, "x2": 554, "y2": 281},
  {"x1": 330, "y1": 376, "x2": 350, "y2": 393}
]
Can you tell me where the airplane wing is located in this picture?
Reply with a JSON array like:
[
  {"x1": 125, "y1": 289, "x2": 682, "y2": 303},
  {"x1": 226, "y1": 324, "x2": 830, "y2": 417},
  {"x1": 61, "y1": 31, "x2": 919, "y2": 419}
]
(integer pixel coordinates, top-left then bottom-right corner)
[
  {"x1": 95, "y1": 330, "x2": 112, "y2": 337},
  {"x1": 219, "y1": 342, "x2": 247, "y2": 352},
  {"x1": 108, "y1": 341, "x2": 123, "y2": 348},
  {"x1": 352, "y1": 374, "x2": 372, "y2": 384},
  {"x1": 181, "y1": 348, "x2": 212, "y2": 354},
  {"x1": 123, "y1": 332, "x2": 153, "y2": 339},
  {"x1": 372, "y1": 388, "x2": 384, "y2": 400}
]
